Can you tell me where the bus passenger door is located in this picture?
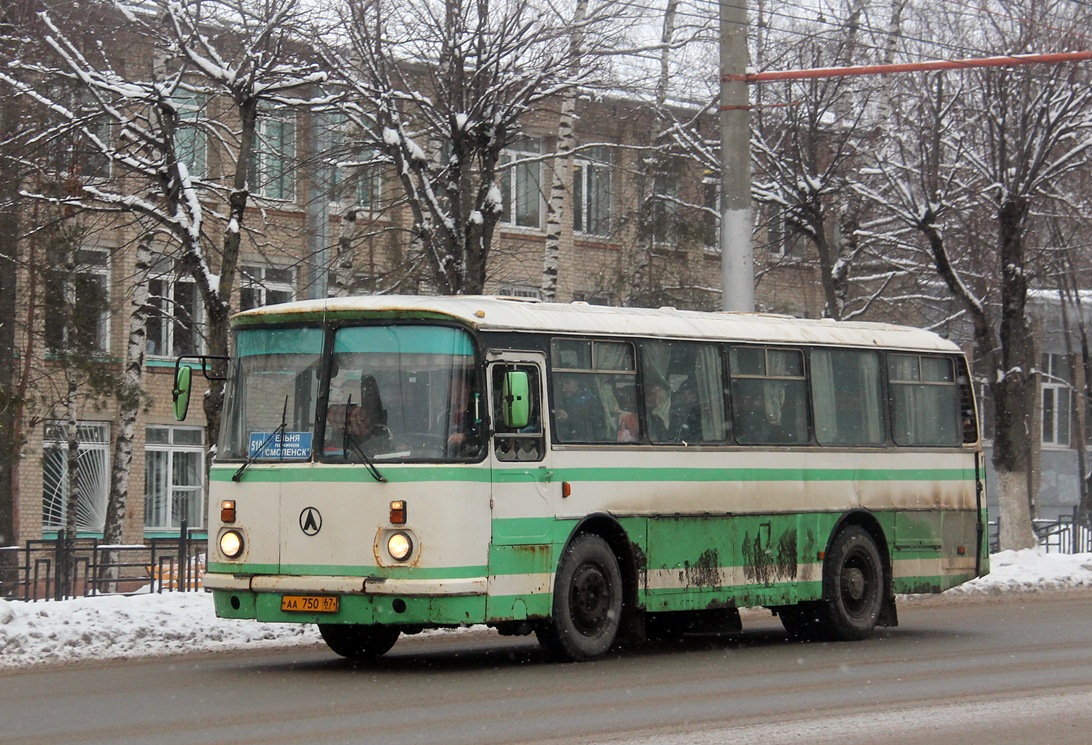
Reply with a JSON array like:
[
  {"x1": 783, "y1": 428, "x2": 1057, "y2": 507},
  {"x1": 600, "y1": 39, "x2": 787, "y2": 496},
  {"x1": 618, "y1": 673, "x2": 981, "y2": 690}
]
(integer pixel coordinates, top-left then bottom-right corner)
[{"x1": 487, "y1": 353, "x2": 556, "y2": 622}]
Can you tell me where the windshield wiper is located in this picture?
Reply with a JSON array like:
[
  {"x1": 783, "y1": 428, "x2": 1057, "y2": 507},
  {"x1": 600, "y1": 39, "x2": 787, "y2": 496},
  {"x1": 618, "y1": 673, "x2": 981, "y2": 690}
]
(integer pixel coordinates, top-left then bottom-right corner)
[
  {"x1": 233, "y1": 396, "x2": 289, "y2": 482},
  {"x1": 340, "y1": 393, "x2": 387, "y2": 483}
]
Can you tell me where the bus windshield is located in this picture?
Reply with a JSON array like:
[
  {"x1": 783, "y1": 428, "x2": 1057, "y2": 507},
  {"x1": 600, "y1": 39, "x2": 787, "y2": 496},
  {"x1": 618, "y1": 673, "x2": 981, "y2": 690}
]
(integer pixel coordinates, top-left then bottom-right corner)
[
  {"x1": 219, "y1": 326, "x2": 324, "y2": 461},
  {"x1": 322, "y1": 324, "x2": 482, "y2": 462}
]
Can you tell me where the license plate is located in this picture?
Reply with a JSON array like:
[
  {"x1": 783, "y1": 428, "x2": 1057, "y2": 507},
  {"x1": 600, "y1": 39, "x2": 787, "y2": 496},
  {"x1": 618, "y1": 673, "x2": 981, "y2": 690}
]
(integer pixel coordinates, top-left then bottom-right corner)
[{"x1": 281, "y1": 595, "x2": 339, "y2": 613}]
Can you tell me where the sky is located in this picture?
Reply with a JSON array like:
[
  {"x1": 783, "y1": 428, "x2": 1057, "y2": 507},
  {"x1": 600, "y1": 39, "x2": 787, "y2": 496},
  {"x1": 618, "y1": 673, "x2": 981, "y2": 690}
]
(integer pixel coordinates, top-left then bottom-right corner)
[{"x1": 2, "y1": 548, "x2": 1091, "y2": 670}]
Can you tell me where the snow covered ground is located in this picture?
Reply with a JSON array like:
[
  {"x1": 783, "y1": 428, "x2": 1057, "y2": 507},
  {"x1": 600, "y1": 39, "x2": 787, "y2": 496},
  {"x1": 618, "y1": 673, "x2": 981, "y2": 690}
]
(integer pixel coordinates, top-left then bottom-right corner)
[{"x1": 2, "y1": 548, "x2": 1091, "y2": 670}]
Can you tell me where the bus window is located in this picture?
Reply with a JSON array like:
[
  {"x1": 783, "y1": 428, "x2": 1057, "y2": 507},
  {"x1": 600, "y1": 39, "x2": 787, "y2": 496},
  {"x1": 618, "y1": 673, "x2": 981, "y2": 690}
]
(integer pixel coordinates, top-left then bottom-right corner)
[
  {"x1": 323, "y1": 325, "x2": 481, "y2": 461},
  {"x1": 811, "y1": 349, "x2": 885, "y2": 446},
  {"x1": 888, "y1": 354, "x2": 961, "y2": 446},
  {"x1": 729, "y1": 347, "x2": 808, "y2": 445},
  {"x1": 219, "y1": 326, "x2": 324, "y2": 461},
  {"x1": 492, "y1": 364, "x2": 544, "y2": 461},
  {"x1": 640, "y1": 340, "x2": 727, "y2": 444},
  {"x1": 550, "y1": 339, "x2": 636, "y2": 444}
]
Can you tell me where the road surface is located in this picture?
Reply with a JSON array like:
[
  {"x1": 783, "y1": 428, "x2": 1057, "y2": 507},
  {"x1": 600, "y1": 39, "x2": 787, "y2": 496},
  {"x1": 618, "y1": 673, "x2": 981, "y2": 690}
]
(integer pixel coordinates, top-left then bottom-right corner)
[{"x1": 4, "y1": 592, "x2": 1092, "y2": 745}]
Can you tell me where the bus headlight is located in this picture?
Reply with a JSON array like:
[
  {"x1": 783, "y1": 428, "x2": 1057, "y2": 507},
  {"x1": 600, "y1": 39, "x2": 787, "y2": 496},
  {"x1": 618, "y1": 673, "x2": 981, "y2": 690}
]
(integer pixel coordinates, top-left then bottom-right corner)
[
  {"x1": 219, "y1": 529, "x2": 245, "y2": 559},
  {"x1": 387, "y1": 532, "x2": 413, "y2": 561}
]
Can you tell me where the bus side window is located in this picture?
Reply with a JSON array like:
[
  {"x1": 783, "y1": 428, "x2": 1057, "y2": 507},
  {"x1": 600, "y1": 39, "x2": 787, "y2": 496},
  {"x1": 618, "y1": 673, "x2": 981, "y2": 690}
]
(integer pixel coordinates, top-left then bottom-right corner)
[
  {"x1": 729, "y1": 346, "x2": 808, "y2": 445},
  {"x1": 492, "y1": 364, "x2": 544, "y2": 461}
]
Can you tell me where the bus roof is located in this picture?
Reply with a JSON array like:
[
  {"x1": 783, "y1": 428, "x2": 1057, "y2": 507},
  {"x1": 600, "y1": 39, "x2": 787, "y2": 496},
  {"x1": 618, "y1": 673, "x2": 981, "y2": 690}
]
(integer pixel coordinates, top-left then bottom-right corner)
[{"x1": 233, "y1": 295, "x2": 962, "y2": 353}]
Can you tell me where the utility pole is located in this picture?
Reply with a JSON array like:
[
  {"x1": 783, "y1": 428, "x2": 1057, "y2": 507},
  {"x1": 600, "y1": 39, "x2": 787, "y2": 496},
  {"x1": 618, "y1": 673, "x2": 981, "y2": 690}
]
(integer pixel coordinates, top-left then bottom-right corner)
[{"x1": 719, "y1": 0, "x2": 753, "y2": 312}]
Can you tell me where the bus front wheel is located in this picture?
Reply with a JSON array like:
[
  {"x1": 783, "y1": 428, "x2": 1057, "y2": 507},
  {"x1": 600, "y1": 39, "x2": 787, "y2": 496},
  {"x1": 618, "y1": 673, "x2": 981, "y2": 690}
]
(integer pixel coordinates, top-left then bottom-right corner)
[
  {"x1": 318, "y1": 623, "x2": 400, "y2": 659},
  {"x1": 537, "y1": 533, "x2": 623, "y2": 661},
  {"x1": 821, "y1": 525, "x2": 884, "y2": 641}
]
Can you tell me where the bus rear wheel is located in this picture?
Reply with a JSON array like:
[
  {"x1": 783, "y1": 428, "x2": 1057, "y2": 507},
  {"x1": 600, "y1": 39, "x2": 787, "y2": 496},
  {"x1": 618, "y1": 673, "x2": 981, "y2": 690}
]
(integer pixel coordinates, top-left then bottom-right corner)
[
  {"x1": 820, "y1": 525, "x2": 884, "y2": 641},
  {"x1": 318, "y1": 623, "x2": 400, "y2": 659},
  {"x1": 536, "y1": 533, "x2": 622, "y2": 661}
]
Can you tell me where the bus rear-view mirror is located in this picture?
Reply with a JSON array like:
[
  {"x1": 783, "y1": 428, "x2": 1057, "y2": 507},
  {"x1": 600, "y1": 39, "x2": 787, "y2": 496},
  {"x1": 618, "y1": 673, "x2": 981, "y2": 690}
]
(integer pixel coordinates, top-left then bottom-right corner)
[{"x1": 172, "y1": 365, "x2": 192, "y2": 421}]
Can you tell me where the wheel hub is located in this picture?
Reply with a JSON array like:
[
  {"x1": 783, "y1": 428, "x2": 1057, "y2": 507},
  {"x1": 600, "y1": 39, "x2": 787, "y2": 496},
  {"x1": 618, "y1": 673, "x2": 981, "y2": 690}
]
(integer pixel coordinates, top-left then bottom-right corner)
[
  {"x1": 570, "y1": 564, "x2": 610, "y2": 633},
  {"x1": 843, "y1": 567, "x2": 866, "y2": 602}
]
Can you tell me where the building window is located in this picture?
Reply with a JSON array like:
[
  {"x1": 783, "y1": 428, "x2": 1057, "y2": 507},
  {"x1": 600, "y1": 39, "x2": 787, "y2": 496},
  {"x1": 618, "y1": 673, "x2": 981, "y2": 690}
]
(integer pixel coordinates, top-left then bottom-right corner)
[
  {"x1": 574, "y1": 146, "x2": 612, "y2": 236},
  {"x1": 321, "y1": 113, "x2": 382, "y2": 210},
  {"x1": 145, "y1": 426, "x2": 205, "y2": 531},
  {"x1": 498, "y1": 283, "x2": 542, "y2": 300},
  {"x1": 500, "y1": 139, "x2": 543, "y2": 229},
  {"x1": 42, "y1": 421, "x2": 111, "y2": 533},
  {"x1": 240, "y1": 265, "x2": 295, "y2": 311},
  {"x1": 250, "y1": 109, "x2": 296, "y2": 200},
  {"x1": 1042, "y1": 353, "x2": 1071, "y2": 447},
  {"x1": 644, "y1": 171, "x2": 679, "y2": 245},
  {"x1": 44, "y1": 247, "x2": 111, "y2": 354},
  {"x1": 703, "y1": 176, "x2": 719, "y2": 252},
  {"x1": 766, "y1": 205, "x2": 807, "y2": 259},
  {"x1": 46, "y1": 87, "x2": 111, "y2": 181},
  {"x1": 146, "y1": 255, "x2": 201, "y2": 358},
  {"x1": 174, "y1": 89, "x2": 207, "y2": 179},
  {"x1": 572, "y1": 291, "x2": 611, "y2": 306}
]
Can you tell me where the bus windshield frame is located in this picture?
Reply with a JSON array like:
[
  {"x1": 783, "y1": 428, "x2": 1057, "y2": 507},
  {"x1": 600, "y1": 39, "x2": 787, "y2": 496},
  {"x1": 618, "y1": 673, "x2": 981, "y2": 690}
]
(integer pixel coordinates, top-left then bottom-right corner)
[{"x1": 217, "y1": 321, "x2": 484, "y2": 464}]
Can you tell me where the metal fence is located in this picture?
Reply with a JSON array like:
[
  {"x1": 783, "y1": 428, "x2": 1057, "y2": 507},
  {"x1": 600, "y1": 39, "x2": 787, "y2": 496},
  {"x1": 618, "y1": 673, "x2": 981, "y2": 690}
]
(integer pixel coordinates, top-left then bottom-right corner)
[
  {"x1": 0, "y1": 523, "x2": 205, "y2": 602},
  {"x1": 988, "y1": 508, "x2": 1092, "y2": 554}
]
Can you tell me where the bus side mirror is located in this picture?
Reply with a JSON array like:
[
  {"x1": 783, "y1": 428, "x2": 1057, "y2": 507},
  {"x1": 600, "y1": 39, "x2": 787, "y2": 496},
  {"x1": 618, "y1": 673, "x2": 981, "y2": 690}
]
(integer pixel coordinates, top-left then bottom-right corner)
[
  {"x1": 502, "y1": 370, "x2": 530, "y2": 429},
  {"x1": 172, "y1": 365, "x2": 192, "y2": 421}
]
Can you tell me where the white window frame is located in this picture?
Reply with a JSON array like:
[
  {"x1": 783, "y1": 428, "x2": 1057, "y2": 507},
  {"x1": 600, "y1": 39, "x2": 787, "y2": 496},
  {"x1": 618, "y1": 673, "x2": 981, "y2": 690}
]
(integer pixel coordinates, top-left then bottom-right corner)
[
  {"x1": 146, "y1": 256, "x2": 203, "y2": 359},
  {"x1": 498, "y1": 283, "x2": 542, "y2": 300},
  {"x1": 42, "y1": 421, "x2": 111, "y2": 534},
  {"x1": 46, "y1": 87, "x2": 112, "y2": 181},
  {"x1": 574, "y1": 146, "x2": 613, "y2": 237},
  {"x1": 144, "y1": 425, "x2": 206, "y2": 531},
  {"x1": 766, "y1": 205, "x2": 808, "y2": 259},
  {"x1": 1041, "y1": 353, "x2": 1072, "y2": 448},
  {"x1": 702, "y1": 176, "x2": 719, "y2": 254},
  {"x1": 240, "y1": 264, "x2": 296, "y2": 311},
  {"x1": 319, "y1": 112, "x2": 383, "y2": 212},
  {"x1": 174, "y1": 89, "x2": 207, "y2": 179},
  {"x1": 647, "y1": 171, "x2": 679, "y2": 246},
  {"x1": 251, "y1": 109, "x2": 296, "y2": 201},
  {"x1": 45, "y1": 246, "x2": 111, "y2": 354},
  {"x1": 500, "y1": 139, "x2": 544, "y2": 230}
]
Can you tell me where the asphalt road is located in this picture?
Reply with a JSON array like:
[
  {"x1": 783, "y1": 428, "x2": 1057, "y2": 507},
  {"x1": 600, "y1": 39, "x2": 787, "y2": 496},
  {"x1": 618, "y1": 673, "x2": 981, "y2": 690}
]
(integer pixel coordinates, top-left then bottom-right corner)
[{"x1": 4, "y1": 592, "x2": 1092, "y2": 745}]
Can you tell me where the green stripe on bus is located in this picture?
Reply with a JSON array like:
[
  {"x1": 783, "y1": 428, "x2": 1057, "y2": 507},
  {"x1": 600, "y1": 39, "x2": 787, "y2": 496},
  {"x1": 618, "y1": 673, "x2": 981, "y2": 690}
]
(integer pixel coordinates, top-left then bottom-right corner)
[{"x1": 549, "y1": 466, "x2": 974, "y2": 482}]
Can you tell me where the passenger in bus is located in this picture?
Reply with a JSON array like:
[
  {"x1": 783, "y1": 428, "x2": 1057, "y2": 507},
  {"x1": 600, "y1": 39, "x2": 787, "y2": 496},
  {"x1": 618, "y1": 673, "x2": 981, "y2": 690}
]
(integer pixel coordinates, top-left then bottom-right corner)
[
  {"x1": 733, "y1": 383, "x2": 776, "y2": 443},
  {"x1": 644, "y1": 381, "x2": 670, "y2": 441},
  {"x1": 554, "y1": 374, "x2": 608, "y2": 441},
  {"x1": 614, "y1": 384, "x2": 639, "y2": 442},
  {"x1": 444, "y1": 383, "x2": 481, "y2": 457},
  {"x1": 328, "y1": 374, "x2": 391, "y2": 453},
  {"x1": 668, "y1": 382, "x2": 703, "y2": 442}
]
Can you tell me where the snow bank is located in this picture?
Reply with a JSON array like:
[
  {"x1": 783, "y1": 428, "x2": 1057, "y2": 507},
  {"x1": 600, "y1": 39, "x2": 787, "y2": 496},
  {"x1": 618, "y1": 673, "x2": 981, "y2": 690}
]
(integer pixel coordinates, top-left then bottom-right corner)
[
  {"x1": 0, "y1": 592, "x2": 320, "y2": 670},
  {"x1": 948, "y1": 548, "x2": 1092, "y2": 594}
]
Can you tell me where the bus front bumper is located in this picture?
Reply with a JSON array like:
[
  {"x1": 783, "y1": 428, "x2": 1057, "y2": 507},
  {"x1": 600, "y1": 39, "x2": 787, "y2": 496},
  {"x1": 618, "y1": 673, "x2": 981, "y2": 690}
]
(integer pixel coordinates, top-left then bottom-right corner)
[{"x1": 203, "y1": 572, "x2": 486, "y2": 596}]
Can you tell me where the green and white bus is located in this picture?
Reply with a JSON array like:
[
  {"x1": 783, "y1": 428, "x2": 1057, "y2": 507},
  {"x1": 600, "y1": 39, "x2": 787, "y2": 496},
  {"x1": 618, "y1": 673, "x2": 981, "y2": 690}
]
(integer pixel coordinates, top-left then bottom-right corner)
[{"x1": 180, "y1": 295, "x2": 987, "y2": 661}]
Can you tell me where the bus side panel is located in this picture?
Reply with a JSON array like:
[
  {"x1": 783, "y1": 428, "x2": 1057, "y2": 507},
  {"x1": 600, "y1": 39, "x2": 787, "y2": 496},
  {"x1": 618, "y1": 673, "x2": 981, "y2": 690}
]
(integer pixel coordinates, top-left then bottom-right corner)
[
  {"x1": 889, "y1": 508, "x2": 982, "y2": 593},
  {"x1": 643, "y1": 513, "x2": 826, "y2": 612}
]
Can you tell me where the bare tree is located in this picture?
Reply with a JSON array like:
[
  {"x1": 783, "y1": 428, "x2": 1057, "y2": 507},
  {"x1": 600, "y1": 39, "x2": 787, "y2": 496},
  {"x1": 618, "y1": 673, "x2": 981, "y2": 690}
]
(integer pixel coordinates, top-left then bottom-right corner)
[
  {"x1": 325, "y1": 0, "x2": 598, "y2": 295},
  {"x1": 859, "y1": 1, "x2": 1092, "y2": 548},
  {"x1": 3, "y1": 0, "x2": 328, "y2": 539}
]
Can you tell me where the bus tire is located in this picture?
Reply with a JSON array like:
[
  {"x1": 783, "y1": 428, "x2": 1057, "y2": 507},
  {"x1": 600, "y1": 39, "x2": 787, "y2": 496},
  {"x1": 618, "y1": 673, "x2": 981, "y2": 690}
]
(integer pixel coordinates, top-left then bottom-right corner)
[
  {"x1": 318, "y1": 623, "x2": 400, "y2": 659},
  {"x1": 537, "y1": 533, "x2": 623, "y2": 661},
  {"x1": 821, "y1": 525, "x2": 884, "y2": 641}
]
